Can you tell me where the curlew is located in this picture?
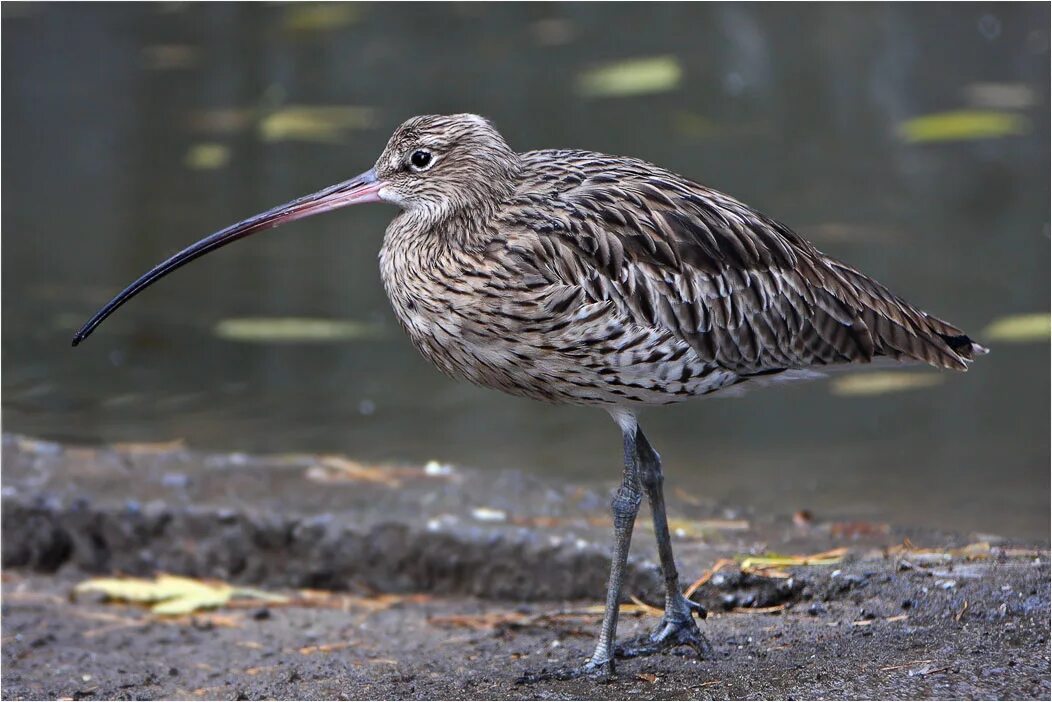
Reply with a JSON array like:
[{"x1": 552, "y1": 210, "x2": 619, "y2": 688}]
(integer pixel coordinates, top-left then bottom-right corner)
[{"x1": 74, "y1": 113, "x2": 986, "y2": 679}]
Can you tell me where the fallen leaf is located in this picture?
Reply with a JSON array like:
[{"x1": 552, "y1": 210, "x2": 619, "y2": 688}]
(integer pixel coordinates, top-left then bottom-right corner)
[
  {"x1": 739, "y1": 547, "x2": 848, "y2": 572},
  {"x1": 111, "y1": 439, "x2": 187, "y2": 455},
  {"x1": 666, "y1": 517, "x2": 750, "y2": 539},
  {"x1": 577, "y1": 56, "x2": 681, "y2": 98},
  {"x1": 982, "y1": 313, "x2": 1050, "y2": 343},
  {"x1": 731, "y1": 604, "x2": 786, "y2": 614},
  {"x1": 897, "y1": 109, "x2": 1029, "y2": 143},
  {"x1": 298, "y1": 641, "x2": 353, "y2": 655},
  {"x1": 74, "y1": 574, "x2": 288, "y2": 615},
  {"x1": 307, "y1": 456, "x2": 404, "y2": 488},
  {"x1": 214, "y1": 317, "x2": 384, "y2": 343},
  {"x1": 830, "y1": 372, "x2": 943, "y2": 397}
]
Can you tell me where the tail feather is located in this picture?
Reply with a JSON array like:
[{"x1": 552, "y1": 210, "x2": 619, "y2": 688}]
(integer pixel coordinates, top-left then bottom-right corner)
[{"x1": 825, "y1": 260, "x2": 987, "y2": 371}]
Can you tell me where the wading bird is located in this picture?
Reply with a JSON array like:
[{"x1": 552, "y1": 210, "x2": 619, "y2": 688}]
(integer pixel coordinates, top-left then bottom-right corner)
[{"x1": 74, "y1": 114, "x2": 985, "y2": 679}]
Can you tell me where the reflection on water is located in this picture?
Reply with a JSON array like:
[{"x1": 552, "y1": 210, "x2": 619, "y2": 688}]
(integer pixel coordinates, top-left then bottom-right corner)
[{"x1": 3, "y1": 4, "x2": 1049, "y2": 539}]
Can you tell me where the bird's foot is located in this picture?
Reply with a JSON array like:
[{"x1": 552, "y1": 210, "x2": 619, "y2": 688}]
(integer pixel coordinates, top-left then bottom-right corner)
[
  {"x1": 516, "y1": 654, "x2": 617, "y2": 684},
  {"x1": 616, "y1": 595, "x2": 712, "y2": 660}
]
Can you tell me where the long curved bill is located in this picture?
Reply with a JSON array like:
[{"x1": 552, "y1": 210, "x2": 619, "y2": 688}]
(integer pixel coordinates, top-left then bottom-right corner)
[{"x1": 71, "y1": 169, "x2": 383, "y2": 346}]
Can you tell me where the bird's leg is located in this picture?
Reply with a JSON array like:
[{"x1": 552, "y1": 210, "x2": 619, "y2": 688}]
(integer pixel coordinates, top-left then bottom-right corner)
[
  {"x1": 518, "y1": 425, "x2": 642, "y2": 683},
  {"x1": 583, "y1": 427, "x2": 643, "y2": 676},
  {"x1": 616, "y1": 427, "x2": 712, "y2": 660}
]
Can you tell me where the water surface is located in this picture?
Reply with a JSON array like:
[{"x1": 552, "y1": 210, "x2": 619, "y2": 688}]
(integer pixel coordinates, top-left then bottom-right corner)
[{"x1": 3, "y1": 4, "x2": 1049, "y2": 539}]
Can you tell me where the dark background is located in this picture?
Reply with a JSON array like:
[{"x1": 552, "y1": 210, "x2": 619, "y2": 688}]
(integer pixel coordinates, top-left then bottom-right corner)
[{"x1": 3, "y1": 3, "x2": 1049, "y2": 538}]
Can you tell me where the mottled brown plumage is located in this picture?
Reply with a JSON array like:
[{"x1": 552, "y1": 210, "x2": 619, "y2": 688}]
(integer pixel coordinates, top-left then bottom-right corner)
[
  {"x1": 376, "y1": 114, "x2": 983, "y2": 410},
  {"x1": 73, "y1": 113, "x2": 986, "y2": 680}
]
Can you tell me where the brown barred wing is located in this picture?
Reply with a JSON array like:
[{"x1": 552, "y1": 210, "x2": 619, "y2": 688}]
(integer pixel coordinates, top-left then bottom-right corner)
[{"x1": 503, "y1": 153, "x2": 982, "y2": 374}]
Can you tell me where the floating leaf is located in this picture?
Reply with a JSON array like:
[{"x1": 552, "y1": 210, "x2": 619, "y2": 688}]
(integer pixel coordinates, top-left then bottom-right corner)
[
  {"x1": 259, "y1": 106, "x2": 376, "y2": 143},
  {"x1": 897, "y1": 109, "x2": 1029, "y2": 143},
  {"x1": 283, "y1": 3, "x2": 361, "y2": 32},
  {"x1": 983, "y1": 313, "x2": 1050, "y2": 343},
  {"x1": 830, "y1": 372, "x2": 943, "y2": 397},
  {"x1": 184, "y1": 143, "x2": 231, "y2": 170},
  {"x1": 213, "y1": 317, "x2": 384, "y2": 343},
  {"x1": 74, "y1": 575, "x2": 287, "y2": 616},
  {"x1": 577, "y1": 56, "x2": 681, "y2": 98}
]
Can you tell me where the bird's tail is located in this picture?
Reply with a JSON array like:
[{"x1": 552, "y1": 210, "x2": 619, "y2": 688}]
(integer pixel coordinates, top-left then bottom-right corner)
[{"x1": 827, "y1": 260, "x2": 988, "y2": 371}]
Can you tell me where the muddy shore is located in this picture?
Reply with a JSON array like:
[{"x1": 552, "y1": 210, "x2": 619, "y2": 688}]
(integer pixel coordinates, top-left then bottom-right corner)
[{"x1": 2, "y1": 435, "x2": 1049, "y2": 700}]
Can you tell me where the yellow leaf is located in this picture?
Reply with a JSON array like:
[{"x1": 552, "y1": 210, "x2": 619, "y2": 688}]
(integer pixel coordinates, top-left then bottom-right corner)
[
  {"x1": 111, "y1": 439, "x2": 187, "y2": 455},
  {"x1": 897, "y1": 109, "x2": 1029, "y2": 143},
  {"x1": 830, "y1": 372, "x2": 943, "y2": 397},
  {"x1": 666, "y1": 517, "x2": 750, "y2": 539},
  {"x1": 74, "y1": 575, "x2": 287, "y2": 616},
  {"x1": 259, "y1": 106, "x2": 375, "y2": 143},
  {"x1": 213, "y1": 317, "x2": 384, "y2": 343},
  {"x1": 577, "y1": 56, "x2": 681, "y2": 98},
  {"x1": 739, "y1": 547, "x2": 848, "y2": 571},
  {"x1": 283, "y1": 3, "x2": 361, "y2": 32},
  {"x1": 184, "y1": 143, "x2": 231, "y2": 171},
  {"x1": 983, "y1": 313, "x2": 1050, "y2": 343}
]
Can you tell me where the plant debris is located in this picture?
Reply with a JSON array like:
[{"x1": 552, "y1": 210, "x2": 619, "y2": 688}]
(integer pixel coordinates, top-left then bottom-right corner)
[{"x1": 74, "y1": 575, "x2": 288, "y2": 616}]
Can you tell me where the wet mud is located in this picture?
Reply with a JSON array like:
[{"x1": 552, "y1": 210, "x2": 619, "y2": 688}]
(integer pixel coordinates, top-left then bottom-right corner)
[{"x1": 2, "y1": 435, "x2": 1049, "y2": 699}]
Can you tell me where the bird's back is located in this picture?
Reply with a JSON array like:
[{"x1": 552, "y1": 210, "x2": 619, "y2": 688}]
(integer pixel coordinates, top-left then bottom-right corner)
[{"x1": 495, "y1": 149, "x2": 984, "y2": 384}]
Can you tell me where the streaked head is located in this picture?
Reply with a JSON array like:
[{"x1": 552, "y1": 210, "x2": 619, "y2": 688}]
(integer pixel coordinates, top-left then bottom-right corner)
[
  {"x1": 374, "y1": 113, "x2": 519, "y2": 218},
  {"x1": 71, "y1": 113, "x2": 517, "y2": 346}
]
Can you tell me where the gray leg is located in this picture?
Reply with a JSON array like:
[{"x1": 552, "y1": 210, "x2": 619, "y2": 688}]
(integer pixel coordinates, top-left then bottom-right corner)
[
  {"x1": 617, "y1": 427, "x2": 712, "y2": 659},
  {"x1": 517, "y1": 422, "x2": 642, "y2": 683},
  {"x1": 585, "y1": 426, "x2": 642, "y2": 674}
]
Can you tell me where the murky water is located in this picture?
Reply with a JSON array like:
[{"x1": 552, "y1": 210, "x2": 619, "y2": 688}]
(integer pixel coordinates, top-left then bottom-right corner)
[{"x1": 3, "y1": 4, "x2": 1049, "y2": 539}]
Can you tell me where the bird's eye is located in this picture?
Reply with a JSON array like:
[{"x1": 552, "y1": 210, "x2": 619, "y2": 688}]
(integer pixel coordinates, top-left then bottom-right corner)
[{"x1": 409, "y1": 150, "x2": 433, "y2": 171}]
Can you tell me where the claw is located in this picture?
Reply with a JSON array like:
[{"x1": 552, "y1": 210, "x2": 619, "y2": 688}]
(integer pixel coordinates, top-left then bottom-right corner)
[
  {"x1": 685, "y1": 597, "x2": 708, "y2": 619},
  {"x1": 615, "y1": 593, "x2": 713, "y2": 660}
]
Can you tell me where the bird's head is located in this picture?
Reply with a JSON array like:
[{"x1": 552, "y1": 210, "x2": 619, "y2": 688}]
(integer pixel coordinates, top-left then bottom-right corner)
[
  {"x1": 71, "y1": 113, "x2": 517, "y2": 346},
  {"x1": 373, "y1": 113, "x2": 520, "y2": 220}
]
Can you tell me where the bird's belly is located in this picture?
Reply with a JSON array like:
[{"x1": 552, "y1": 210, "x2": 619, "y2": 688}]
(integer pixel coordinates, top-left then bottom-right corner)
[{"x1": 398, "y1": 301, "x2": 739, "y2": 406}]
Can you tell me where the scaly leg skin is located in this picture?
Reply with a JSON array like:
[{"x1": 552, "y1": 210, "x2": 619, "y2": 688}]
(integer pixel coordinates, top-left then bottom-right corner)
[
  {"x1": 516, "y1": 424, "x2": 642, "y2": 684},
  {"x1": 616, "y1": 427, "x2": 713, "y2": 660}
]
